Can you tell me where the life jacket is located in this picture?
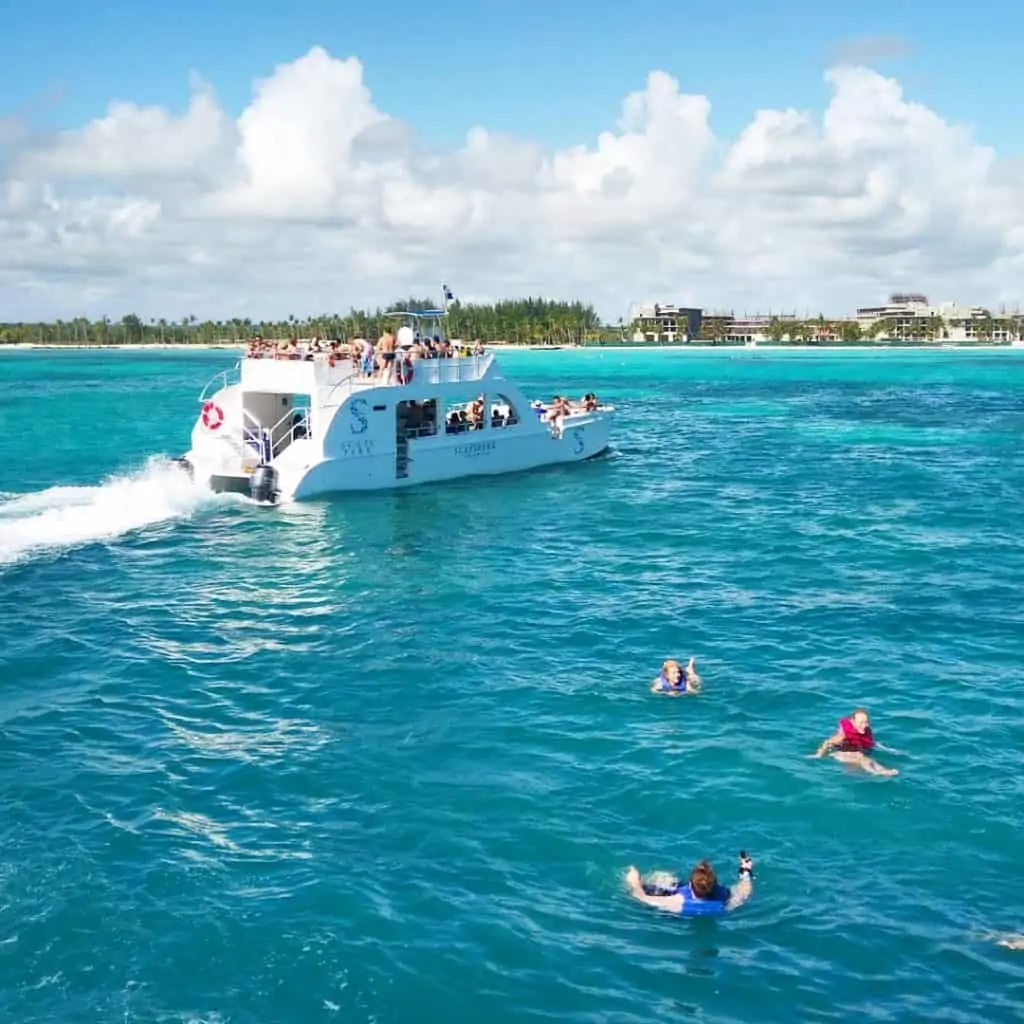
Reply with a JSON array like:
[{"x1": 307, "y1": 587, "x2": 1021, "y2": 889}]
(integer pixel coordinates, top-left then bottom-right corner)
[
  {"x1": 839, "y1": 717, "x2": 874, "y2": 751},
  {"x1": 658, "y1": 671, "x2": 686, "y2": 691},
  {"x1": 678, "y1": 882, "x2": 731, "y2": 917}
]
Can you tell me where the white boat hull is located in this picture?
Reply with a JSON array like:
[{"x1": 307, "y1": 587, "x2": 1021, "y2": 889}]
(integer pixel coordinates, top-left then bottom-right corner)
[
  {"x1": 180, "y1": 352, "x2": 613, "y2": 502},
  {"x1": 288, "y1": 417, "x2": 610, "y2": 498}
]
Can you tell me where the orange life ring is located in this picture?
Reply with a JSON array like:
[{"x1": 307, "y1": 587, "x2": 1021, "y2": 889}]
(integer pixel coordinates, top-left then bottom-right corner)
[
  {"x1": 202, "y1": 401, "x2": 224, "y2": 430},
  {"x1": 396, "y1": 357, "x2": 415, "y2": 385}
]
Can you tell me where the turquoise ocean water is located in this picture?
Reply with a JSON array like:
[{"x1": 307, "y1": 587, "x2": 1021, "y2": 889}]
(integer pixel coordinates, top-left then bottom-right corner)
[{"x1": 1, "y1": 347, "x2": 1023, "y2": 1022}]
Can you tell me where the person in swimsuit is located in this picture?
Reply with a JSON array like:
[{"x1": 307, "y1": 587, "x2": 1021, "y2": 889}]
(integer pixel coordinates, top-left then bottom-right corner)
[
  {"x1": 377, "y1": 331, "x2": 397, "y2": 382},
  {"x1": 812, "y1": 708, "x2": 898, "y2": 776},
  {"x1": 650, "y1": 657, "x2": 702, "y2": 695},
  {"x1": 625, "y1": 852, "x2": 754, "y2": 916}
]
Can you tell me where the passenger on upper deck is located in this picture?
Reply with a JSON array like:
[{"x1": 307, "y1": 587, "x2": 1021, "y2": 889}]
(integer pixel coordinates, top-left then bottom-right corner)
[
  {"x1": 377, "y1": 331, "x2": 397, "y2": 382},
  {"x1": 357, "y1": 337, "x2": 374, "y2": 377},
  {"x1": 243, "y1": 331, "x2": 486, "y2": 367}
]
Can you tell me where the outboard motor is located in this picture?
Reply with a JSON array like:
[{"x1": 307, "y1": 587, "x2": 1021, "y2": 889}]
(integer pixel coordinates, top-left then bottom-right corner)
[{"x1": 249, "y1": 464, "x2": 280, "y2": 504}]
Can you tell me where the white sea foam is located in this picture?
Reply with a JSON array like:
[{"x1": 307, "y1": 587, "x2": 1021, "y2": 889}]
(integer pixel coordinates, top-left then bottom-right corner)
[{"x1": 0, "y1": 456, "x2": 218, "y2": 566}]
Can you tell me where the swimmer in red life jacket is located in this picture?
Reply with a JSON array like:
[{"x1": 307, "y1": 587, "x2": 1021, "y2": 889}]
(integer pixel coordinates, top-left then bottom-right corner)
[
  {"x1": 625, "y1": 852, "x2": 754, "y2": 916},
  {"x1": 812, "y1": 708, "x2": 899, "y2": 776},
  {"x1": 650, "y1": 657, "x2": 702, "y2": 696}
]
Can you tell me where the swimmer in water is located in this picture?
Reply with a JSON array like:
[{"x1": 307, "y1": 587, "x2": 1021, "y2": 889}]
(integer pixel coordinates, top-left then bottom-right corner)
[
  {"x1": 982, "y1": 932, "x2": 1024, "y2": 950},
  {"x1": 812, "y1": 708, "x2": 898, "y2": 776},
  {"x1": 650, "y1": 657, "x2": 702, "y2": 695},
  {"x1": 625, "y1": 852, "x2": 754, "y2": 916}
]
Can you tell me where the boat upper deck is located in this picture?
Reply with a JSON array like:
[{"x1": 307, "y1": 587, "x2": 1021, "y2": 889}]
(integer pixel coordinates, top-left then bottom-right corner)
[{"x1": 233, "y1": 350, "x2": 497, "y2": 398}]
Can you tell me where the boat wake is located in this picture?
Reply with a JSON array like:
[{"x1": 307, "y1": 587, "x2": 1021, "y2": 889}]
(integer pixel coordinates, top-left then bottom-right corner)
[{"x1": 0, "y1": 456, "x2": 219, "y2": 568}]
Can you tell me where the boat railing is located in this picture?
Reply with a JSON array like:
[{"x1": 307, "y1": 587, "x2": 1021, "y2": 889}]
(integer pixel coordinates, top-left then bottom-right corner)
[
  {"x1": 400, "y1": 422, "x2": 440, "y2": 440},
  {"x1": 198, "y1": 361, "x2": 241, "y2": 404},
  {"x1": 414, "y1": 353, "x2": 493, "y2": 385},
  {"x1": 270, "y1": 405, "x2": 311, "y2": 458},
  {"x1": 239, "y1": 408, "x2": 269, "y2": 464},
  {"x1": 239, "y1": 404, "x2": 311, "y2": 463},
  {"x1": 320, "y1": 353, "x2": 495, "y2": 408}
]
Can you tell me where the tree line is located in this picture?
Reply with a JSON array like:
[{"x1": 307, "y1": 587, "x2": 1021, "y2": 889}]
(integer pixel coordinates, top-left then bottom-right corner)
[
  {"x1": 0, "y1": 297, "x2": 603, "y2": 346},
  {"x1": 3, "y1": 300, "x2": 1021, "y2": 346}
]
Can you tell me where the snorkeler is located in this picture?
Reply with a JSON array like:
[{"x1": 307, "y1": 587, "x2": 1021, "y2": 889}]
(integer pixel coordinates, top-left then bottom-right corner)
[
  {"x1": 812, "y1": 708, "x2": 898, "y2": 776},
  {"x1": 982, "y1": 932, "x2": 1024, "y2": 950},
  {"x1": 650, "y1": 657, "x2": 702, "y2": 695},
  {"x1": 625, "y1": 852, "x2": 754, "y2": 916}
]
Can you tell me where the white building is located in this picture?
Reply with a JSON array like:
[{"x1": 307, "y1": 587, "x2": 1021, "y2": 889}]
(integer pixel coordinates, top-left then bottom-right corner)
[
  {"x1": 629, "y1": 303, "x2": 702, "y2": 343},
  {"x1": 855, "y1": 293, "x2": 1018, "y2": 342},
  {"x1": 724, "y1": 313, "x2": 802, "y2": 342}
]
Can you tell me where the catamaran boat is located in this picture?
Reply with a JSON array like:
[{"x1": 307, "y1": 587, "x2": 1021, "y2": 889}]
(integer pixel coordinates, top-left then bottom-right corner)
[{"x1": 175, "y1": 308, "x2": 614, "y2": 503}]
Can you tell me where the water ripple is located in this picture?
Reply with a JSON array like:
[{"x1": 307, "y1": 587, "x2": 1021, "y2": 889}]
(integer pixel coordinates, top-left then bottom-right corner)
[{"x1": 1, "y1": 349, "x2": 1023, "y2": 1022}]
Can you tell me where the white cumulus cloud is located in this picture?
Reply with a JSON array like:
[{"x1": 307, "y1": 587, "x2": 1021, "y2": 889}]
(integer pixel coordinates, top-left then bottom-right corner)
[{"x1": 2, "y1": 46, "x2": 1022, "y2": 321}]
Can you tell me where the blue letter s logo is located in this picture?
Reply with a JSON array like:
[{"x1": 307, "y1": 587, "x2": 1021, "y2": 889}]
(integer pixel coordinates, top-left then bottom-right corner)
[
  {"x1": 350, "y1": 398, "x2": 368, "y2": 435},
  {"x1": 573, "y1": 428, "x2": 585, "y2": 455}
]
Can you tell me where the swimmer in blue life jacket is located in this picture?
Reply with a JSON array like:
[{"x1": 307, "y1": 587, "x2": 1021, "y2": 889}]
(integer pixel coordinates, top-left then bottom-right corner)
[
  {"x1": 625, "y1": 852, "x2": 754, "y2": 916},
  {"x1": 650, "y1": 657, "x2": 702, "y2": 695}
]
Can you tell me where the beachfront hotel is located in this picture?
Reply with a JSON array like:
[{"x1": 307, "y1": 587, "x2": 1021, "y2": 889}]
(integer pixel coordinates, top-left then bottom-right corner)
[
  {"x1": 628, "y1": 293, "x2": 1023, "y2": 342},
  {"x1": 854, "y1": 293, "x2": 1018, "y2": 342},
  {"x1": 629, "y1": 303, "x2": 702, "y2": 343}
]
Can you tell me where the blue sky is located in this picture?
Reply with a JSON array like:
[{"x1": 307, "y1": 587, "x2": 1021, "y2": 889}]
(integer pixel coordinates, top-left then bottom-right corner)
[{"x1": 2, "y1": 0, "x2": 1022, "y2": 154}]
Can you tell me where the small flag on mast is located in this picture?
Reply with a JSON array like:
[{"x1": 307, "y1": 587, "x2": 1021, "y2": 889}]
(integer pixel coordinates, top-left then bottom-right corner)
[{"x1": 443, "y1": 284, "x2": 454, "y2": 302}]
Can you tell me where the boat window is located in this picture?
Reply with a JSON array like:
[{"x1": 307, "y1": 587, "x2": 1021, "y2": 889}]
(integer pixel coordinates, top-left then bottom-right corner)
[
  {"x1": 444, "y1": 395, "x2": 486, "y2": 434},
  {"x1": 489, "y1": 393, "x2": 520, "y2": 428},
  {"x1": 397, "y1": 399, "x2": 438, "y2": 438}
]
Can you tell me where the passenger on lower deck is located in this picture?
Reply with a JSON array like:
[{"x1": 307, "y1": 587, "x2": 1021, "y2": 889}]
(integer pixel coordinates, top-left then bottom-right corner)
[
  {"x1": 540, "y1": 395, "x2": 571, "y2": 436},
  {"x1": 625, "y1": 852, "x2": 754, "y2": 916}
]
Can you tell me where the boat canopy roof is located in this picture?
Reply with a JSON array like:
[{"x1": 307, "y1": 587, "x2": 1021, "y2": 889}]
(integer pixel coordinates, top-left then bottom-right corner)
[{"x1": 384, "y1": 308, "x2": 450, "y2": 342}]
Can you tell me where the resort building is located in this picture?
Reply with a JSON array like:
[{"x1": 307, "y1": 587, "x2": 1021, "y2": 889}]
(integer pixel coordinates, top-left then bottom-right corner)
[
  {"x1": 629, "y1": 303, "x2": 702, "y2": 343},
  {"x1": 699, "y1": 314, "x2": 734, "y2": 340},
  {"x1": 696, "y1": 312, "x2": 805, "y2": 342},
  {"x1": 625, "y1": 293, "x2": 1023, "y2": 344},
  {"x1": 726, "y1": 314, "x2": 802, "y2": 342},
  {"x1": 855, "y1": 293, "x2": 1019, "y2": 342},
  {"x1": 724, "y1": 314, "x2": 767, "y2": 342}
]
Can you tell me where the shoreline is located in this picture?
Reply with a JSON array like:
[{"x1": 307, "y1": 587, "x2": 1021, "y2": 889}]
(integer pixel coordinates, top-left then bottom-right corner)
[{"x1": 1, "y1": 341, "x2": 1021, "y2": 353}]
